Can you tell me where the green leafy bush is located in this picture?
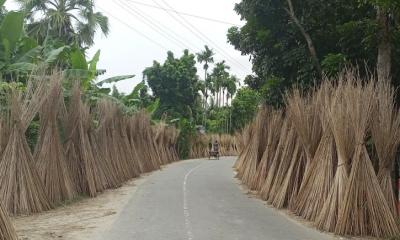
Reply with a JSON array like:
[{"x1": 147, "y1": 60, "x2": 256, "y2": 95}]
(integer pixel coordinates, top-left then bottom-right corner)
[
  {"x1": 231, "y1": 87, "x2": 260, "y2": 131},
  {"x1": 177, "y1": 118, "x2": 195, "y2": 159}
]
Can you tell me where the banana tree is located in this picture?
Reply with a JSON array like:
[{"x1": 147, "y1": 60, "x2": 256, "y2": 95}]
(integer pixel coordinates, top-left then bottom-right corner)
[
  {"x1": 63, "y1": 49, "x2": 134, "y2": 88},
  {"x1": 0, "y1": 10, "x2": 34, "y2": 80},
  {"x1": 63, "y1": 48, "x2": 135, "y2": 104},
  {"x1": 0, "y1": 7, "x2": 69, "y2": 81}
]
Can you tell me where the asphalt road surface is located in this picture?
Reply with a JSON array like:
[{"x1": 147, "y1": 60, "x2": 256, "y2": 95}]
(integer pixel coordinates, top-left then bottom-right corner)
[{"x1": 100, "y1": 157, "x2": 337, "y2": 240}]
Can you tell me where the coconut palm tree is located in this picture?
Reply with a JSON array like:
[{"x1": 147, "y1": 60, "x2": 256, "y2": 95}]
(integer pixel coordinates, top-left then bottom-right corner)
[
  {"x1": 227, "y1": 75, "x2": 239, "y2": 106},
  {"x1": 196, "y1": 45, "x2": 215, "y2": 108},
  {"x1": 211, "y1": 61, "x2": 230, "y2": 107},
  {"x1": 226, "y1": 75, "x2": 238, "y2": 133},
  {"x1": 16, "y1": 0, "x2": 109, "y2": 47},
  {"x1": 196, "y1": 80, "x2": 206, "y2": 108}
]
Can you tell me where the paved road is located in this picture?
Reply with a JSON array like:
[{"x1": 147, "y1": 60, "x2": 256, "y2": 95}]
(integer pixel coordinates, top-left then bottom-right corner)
[{"x1": 100, "y1": 157, "x2": 336, "y2": 240}]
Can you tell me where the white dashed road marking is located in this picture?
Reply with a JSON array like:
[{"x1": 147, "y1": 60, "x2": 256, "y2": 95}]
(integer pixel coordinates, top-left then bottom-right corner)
[{"x1": 183, "y1": 163, "x2": 204, "y2": 240}]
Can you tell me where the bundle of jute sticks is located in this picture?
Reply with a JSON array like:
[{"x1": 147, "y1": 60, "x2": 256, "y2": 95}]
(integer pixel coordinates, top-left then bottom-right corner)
[
  {"x1": 235, "y1": 70, "x2": 400, "y2": 238},
  {"x1": 189, "y1": 133, "x2": 239, "y2": 159},
  {"x1": 0, "y1": 73, "x2": 180, "y2": 239}
]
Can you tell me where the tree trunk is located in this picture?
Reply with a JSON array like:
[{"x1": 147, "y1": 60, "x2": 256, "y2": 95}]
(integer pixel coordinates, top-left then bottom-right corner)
[
  {"x1": 219, "y1": 88, "x2": 225, "y2": 107},
  {"x1": 285, "y1": 0, "x2": 322, "y2": 77},
  {"x1": 376, "y1": 7, "x2": 392, "y2": 83},
  {"x1": 226, "y1": 94, "x2": 230, "y2": 133},
  {"x1": 219, "y1": 89, "x2": 222, "y2": 108},
  {"x1": 216, "y1": 91, "x2": 218, "y2": 108},
  {"x1": 229, "y1": 107, "x2": 232, "y2": 133},
  {"x1": 221, "y1": 89, "x2": 223, "y2": 107},
  {"x1": 226, "y1": 115, "x2": 228, "y2": 133},
  {"x1": 215, "y1": 90, "x2": 218, "y2": 107},
  {"x1": 203, "y1": 69, "x2": 208, "y2": 126},
  {"x1": 204, "y1": 94, "x2": 207, "y2": 125},
  {"x1": 222, "y1": 89, "x2": 225, "y2": 107},
  {"x1": 204, "y1": 69, "x2": 208, "y2": 108},
  {"x1": 218, "y1": 89, "x2": 220, "y2": 108}
]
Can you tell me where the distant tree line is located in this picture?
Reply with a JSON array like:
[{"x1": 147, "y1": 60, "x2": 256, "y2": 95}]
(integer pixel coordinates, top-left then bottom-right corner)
[{"x1": 140, "y1": 46, "x2": 260, "y2": 135}]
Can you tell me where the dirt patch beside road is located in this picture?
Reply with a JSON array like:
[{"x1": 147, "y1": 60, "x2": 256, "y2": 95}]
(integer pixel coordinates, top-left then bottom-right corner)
[{"x1": 13, "y1": 176, "x2": 148, "y2": 240}]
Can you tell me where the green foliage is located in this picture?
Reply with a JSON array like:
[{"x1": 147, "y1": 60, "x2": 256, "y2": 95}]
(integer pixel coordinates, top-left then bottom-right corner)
[
  {"x1": 25, "y1": 119, "x2": 39, "y2": 151},
  {"x1": 363, "y1": 0, "x2": 400, "y2": 9},
  {"x1": 0, "y1": 10, "x2": 72, "y2": 81},
  {"x1": 17, "y1": 0, "x2": 109, "y2": 47},
  {"x1": 64, "y1": 48, "x2": 94, "y2": 87},
  {"x1": 259, "y1": 75, "x2": 287, "y2": 108},
  {"x1": 146, "y1": 98, "x2": 160, "y2": 115},
  {"x1": 0, "y1": 11, "x2": 24, "y2": 55},
  {"x1": 126, "y1": 81, "x2": 146, "y2": 100},
  {"x1": 97, "y1": 75, "x2": 136, "y2": 87},
  {"x1": 195, "y1": 45, "x2": 238, "y2": 132},
  {"x1": 227, "y1": 0, "x2": 397, "y2": 105},
  {"x1": 196, "y1": 45, "x2": 214, "y2": 71},
  {"x1": 176, "y1": 118, "x2": 195, "y2": 159},
  {"x1": 210, "y1": 61, "x2": 230, "y2": 90},
  {"x1": 231, "y1": 87, "x2": 260, "y2": 131},
  {"x1": 204, "y1": 86, "x2": 259, "y2": 134},
  {"x1": 227, "y1": 76, "x2": 238, "y2": 97},
  {"x1": 0, "y1": 81, "x2": 24, "y2": 110},
  {"x1": 64, "y1": 49, "x2": 134, "y2": 93},
  {"x1": 44, "y1": 46, "x2": 69, "y2": 65},
  {"x1": 143, "y1": 50, "x2": 199, "y2": 120},
  {"x1": 321, "y1": 53, "x2": 348, "y2": 77},
  {"x1": 111, "y1": 85, "x2": 123, "y2": 99},
  {"x1": 70, "y1": 49, "x2": 88, "y2": 70},
  {"x1": 206, "y1": 107, "x2": 230, "y2": 133},
  {"x1": 0, "y1": 11, "x2": 37, "y2": 80},
  {"x1": 118, "y1": 81, "x2": 157, "y2": 112}
]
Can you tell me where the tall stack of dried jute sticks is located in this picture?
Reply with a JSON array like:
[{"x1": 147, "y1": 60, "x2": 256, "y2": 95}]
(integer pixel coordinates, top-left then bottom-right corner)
[
  {"x1": 235, "y1": 70, "x2": 400, "y2": 238},
  {"x1": 153, "y1": 123, "x2": 180, "y2": 165},
  {"x1": 189, "y1": 134, "x2": 239, "y2": 159},
  {"x1": 0, "y1": 73, "x2": 180, "y2": 239}
]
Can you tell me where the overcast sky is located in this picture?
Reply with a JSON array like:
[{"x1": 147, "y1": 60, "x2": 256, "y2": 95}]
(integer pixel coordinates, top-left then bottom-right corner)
[{"x1": 6, "y1": 0, "x2": 252, "y2": 94}]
